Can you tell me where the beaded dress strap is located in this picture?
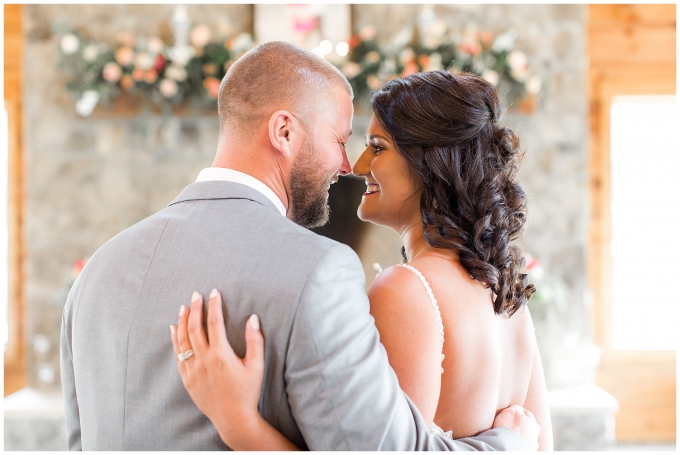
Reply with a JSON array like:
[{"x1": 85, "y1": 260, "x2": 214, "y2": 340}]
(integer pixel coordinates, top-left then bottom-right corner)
[{"x1": 396, "y1": 264, "x2": 446, "y2": 373}]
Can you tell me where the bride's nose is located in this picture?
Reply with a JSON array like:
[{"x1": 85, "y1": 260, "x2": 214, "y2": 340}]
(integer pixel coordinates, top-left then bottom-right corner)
[{"x1": 352, "y1": 146, "x2": 372, "y2": 177}]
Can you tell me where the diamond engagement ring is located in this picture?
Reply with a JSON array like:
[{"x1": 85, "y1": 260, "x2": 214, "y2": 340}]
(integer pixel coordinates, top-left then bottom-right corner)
[{"x1": 177, "y1": 349, "x2": 194, "y2": 362}]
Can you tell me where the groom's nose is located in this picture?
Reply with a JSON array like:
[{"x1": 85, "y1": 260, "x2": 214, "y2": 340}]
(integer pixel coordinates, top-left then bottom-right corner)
[{"x1": 338, "y1": 148, "x2": 351, "y2": 176}]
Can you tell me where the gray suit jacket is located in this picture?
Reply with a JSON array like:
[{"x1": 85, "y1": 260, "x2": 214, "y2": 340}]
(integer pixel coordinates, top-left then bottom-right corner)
[{"x1": 60, "y1": 181, "x2": 525, "y2": 450}]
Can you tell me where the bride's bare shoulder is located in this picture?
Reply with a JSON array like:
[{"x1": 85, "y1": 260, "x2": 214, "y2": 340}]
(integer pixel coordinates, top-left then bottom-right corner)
[
  {"x1": 367, "y1": 265, "x2": 442, "y2": 336},
  {"x1": 367, "y1": 264, "x2": 428, "y2": 305}
]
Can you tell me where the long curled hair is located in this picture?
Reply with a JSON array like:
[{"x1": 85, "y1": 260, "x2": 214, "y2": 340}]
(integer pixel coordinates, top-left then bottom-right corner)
[{"x1": 371, "y1": 70, "x2": 535, "y2": 317}]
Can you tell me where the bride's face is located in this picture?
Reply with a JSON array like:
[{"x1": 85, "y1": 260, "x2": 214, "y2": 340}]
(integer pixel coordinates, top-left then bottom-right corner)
[{"x1": 352, "y1": 114, "x2": 421, "y2": 231}]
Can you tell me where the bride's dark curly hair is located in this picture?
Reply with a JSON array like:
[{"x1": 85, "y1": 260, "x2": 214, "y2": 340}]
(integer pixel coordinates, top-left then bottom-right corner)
[{"x1": 371, "y1": 70, "x2": 535, "y2": 317}]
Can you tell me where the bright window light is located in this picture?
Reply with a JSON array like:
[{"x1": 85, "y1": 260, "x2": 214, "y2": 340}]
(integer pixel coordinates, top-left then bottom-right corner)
[{"x1": 610, "y1": 95, "x2": 679, "y2": 350}]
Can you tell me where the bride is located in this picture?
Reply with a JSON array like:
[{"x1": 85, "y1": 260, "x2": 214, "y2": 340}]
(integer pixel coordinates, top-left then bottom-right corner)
[{"x1": 171, "y1": 70, "x2": 553, "y2": 450}]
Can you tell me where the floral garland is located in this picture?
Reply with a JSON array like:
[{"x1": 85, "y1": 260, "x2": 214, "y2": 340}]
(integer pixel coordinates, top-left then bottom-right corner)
[
  {"x1": 340, "y1": 24, "x2": 542, "y2": 107},
  {"x1": 54, "y1": 24, "x2": 253, "y2": 116},
  {"x1": 55, "y1": 21, "x2": 541, "y2": 116}
]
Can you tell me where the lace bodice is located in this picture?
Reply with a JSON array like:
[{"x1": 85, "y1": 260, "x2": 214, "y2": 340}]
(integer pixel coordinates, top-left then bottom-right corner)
[{"x1": 395, "y1": 264, "x2": 445, "y2": 374}]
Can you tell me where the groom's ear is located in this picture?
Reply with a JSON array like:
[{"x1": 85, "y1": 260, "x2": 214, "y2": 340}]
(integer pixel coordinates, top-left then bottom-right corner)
[{"x1": 268, "y1": 110, "x2": 305, "y2": 160}]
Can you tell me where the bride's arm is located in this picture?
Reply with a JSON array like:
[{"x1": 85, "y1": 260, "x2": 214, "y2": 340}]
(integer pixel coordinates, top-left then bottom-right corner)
[
  {"x1": 367, "y1": 266, "x2": 444, "y2": 425},
  {"x1": 170, "y1": 290, "x2": 298, "y2": 451},
  {"x1": 522, "y1": 322, "x2": 553, "y2": 450}
]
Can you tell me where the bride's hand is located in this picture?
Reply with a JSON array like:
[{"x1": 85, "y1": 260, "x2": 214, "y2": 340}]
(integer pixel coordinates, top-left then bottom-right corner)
[{"x1": 170, "y1": 289, "x2": 265, "y2": 446}]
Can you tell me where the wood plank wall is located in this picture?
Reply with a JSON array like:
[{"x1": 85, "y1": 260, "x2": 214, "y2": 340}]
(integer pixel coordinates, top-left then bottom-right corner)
[
  {"x1": 588, "y1": 4, "x2": 676, "y2": 442},
  {"x1": 4, "y1": 3, "x2": 26, "y2": 396}
]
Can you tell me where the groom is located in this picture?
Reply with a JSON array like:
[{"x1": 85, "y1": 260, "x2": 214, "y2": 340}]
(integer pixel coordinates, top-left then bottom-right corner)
[{"x1": 61, "y1": 41, "x2": 538, "y2": 450}]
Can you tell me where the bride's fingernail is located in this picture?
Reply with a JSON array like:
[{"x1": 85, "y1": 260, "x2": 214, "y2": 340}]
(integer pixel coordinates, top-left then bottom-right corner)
[
  {"x1": 179, "y1": 305, "x2": 186, "y2": 316},
  {"x1": 191, "y1": 291, "x2": 200, "y2": 303},
  {"x1": 249, "y1": 314, "x2": 260, "y2": 331},
  {"x1": 170, "y1": 325, "x2": 176, "y2": 336},
  {"x1": 210, "y1": 288, "x2": 218, "y2": 299}
]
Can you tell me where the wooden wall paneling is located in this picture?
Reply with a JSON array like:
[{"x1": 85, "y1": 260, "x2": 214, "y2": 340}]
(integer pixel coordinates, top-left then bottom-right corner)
[
  {"x1": 587, "y1": 4, "x2": 676, "y2": 442},
  {"x1": 4, "y1": 3, "x2": 26, "y2": 396},
  {"x1": 589, "y1": 4, "x2": 677, "y2": 27}
]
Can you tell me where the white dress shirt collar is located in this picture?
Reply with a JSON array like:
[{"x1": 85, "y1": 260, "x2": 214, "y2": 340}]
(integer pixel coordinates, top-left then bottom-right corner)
[{"x1": 195, "y1": 168, "x2": 287, "y2": 217}]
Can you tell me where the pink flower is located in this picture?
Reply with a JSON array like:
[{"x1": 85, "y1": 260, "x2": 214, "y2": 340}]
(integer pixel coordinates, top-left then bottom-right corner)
[
  {"x1": 359, "y1": 25, "x2": 376, "y2": 41},
  {"x1": 460, "y1": 40, "x2": 482, "y2": 56},
  {"x1": 292, "y1": 15, "x2": 318, "y2": 35},
  {"x1": 159, "y1": 78, "x2": 178, "y2": 98},
  {"x1": 73, "y1": 258, "x2": 88, "y2": 276},
  {"x1": 341, "y1": 62, "x2": 361, "y2": 79},
  {"x1": 152, "y1": 54, "x2": 167, "y2": 73},
  {"x1": 102, "y1": 62, "x2": 122, "y2": 83}
]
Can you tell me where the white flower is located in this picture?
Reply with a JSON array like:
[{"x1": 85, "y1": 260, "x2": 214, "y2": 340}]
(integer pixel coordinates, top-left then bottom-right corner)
[
  {"x1": 165, "y1": 63, "x2": 187, "y2": 81},
  {"x1": 134, "y1": 52, "x2": 154, "y2": 71},
  {"x1": 392, "y1": 27, "x2": 413, "y2": 50},
  {"x1": 506, "y1": 50, "x2": 528, "y2": 81},
  {"x1": 506, "y1": 50, "x2": 527, "y2": 70},
  {"x1": 429, "y1": 19, "x2": 448, "y2": 37},
  {"x1": 190, "y1": 24, "x2": 212, "y2": 48},
  {"x1": 525, "y1": 75, "x2": 542, "y2": 95},
  {"x1": 75, "y1": 90, "x2": 100, "y2": 117},
  {"x1": 159, "y1": 78, "x2": 178, "y2": 97},
  {"x1": 424, "y1": 35, "x2": 441, "y2": 49},
  {"x1": 231, "y1": 33, "x2": 253, "y2": 52},
  {"x1": 60, "y1": 34, "x2": 80, "y2": 55},
  {"x1": 148, "y1": 37, "x2": 165, "y2": 55},
  {"x1": 382, "y1": 58, "x2": 397, "y2": 73},
  {"x1": 82, "y1": 44, "x2": 99, "y2": 62},
  {"x1": 482, "y1": 69, "x2": 500, "y2": 87},
  {"x1": 399, "y1": 47, "x2": 415, "y2": 65},
  {"x1": 425, "y1": 53, "x2": 443, "y2": 71},
  {"x1": 492, "y1": 30, "x2": 516, "y2": 53},
  {"x1": 102, "y1": 62, "x2": 122, "y2": 83},
  {"x1": 169, "y1": 46, "x2": 194, "y2": 67}
]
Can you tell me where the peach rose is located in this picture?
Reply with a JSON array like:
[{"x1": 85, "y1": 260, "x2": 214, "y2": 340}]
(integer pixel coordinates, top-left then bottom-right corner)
[
  {"x1": 120, "y1": 74, "x2": 135, "y2": 90},
  {"x1": 145, "y1": 70, "x2": 158, "y2": 84},
  {"x1": 115, "y1": 46, "x2": 135, "y2": 67},
  {"x1": 203, "y1": 77, "x2": 220, "y2": 98}
]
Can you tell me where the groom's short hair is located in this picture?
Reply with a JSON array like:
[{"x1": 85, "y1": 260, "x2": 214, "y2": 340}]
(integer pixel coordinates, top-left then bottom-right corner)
[{"x1": 217, "y1": 41, "x2": 352, "y2": 133}]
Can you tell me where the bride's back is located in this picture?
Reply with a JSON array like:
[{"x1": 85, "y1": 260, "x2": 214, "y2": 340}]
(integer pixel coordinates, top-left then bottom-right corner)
[
  {"x1": 362, "y1": 71, "x2": 551, "y2": 448},
  {"x1": 408, "y1": 253, "x2": 536, "y2": 438}
]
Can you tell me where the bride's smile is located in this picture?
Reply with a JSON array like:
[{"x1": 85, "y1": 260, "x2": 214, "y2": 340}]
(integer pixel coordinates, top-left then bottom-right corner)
[{"x1": 352, "y1": 114, "x2": 421, "y2": 230}]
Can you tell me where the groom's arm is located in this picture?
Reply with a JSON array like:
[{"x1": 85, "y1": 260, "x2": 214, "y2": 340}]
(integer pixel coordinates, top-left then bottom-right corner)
[{"x1": 284, "y1": 243, "x2": 527, "y2": 451}]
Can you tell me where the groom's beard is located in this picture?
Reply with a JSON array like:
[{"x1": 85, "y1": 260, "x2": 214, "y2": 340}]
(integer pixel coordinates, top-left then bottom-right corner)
[{"x1": 289, "y1": 135, "x2": 334, "y2": 229}]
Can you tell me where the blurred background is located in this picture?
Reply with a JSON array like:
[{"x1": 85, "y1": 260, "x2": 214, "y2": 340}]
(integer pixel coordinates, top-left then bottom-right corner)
[{"x1": 2, "y1": 4, "x2": 677, "y2": 451}]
